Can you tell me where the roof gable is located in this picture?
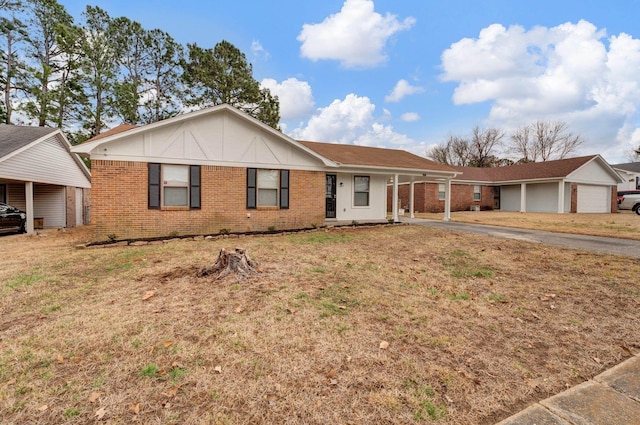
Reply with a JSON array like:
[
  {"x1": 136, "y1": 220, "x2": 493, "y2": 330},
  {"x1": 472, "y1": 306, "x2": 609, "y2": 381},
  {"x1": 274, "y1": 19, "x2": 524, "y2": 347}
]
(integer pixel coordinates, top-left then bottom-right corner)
[
  {"x1": 73, "y1": 105, "x2": 332, "y2": 169},
  {"x1": 0, "y1": 125, "x2": 58, "y2": 159},
  {"x1": 455, "y1": 155, "x2": 603, "y2": 183}
]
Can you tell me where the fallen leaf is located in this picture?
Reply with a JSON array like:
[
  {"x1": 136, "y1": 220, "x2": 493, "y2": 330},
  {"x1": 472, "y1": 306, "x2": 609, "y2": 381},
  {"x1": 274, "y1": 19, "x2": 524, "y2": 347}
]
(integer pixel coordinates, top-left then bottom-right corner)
[
  {"x1": 129, "y1": 403, "x2": 140, "y2": 415},
  {"x1": 89, "y1": 391, "x2": 102, "y2": 403},
  {"x1": 95, "y1": 407, "x2": 106, "y2": 420},
  {"x1": 532, "y1": 313, "x2": 540, "y2": 320},
  {"x1": 326, "y1": 369, "x2": 336, "y2": 379},
  {"x1": 164, "y1": 385, "x2": 180, "y2": 398},
  {"x1": 592, "y1": 357, "x2": 601, "y2": 364},
  {"x1": 142, "y1": 291, "x2": 155, "y2": 301},
  {"x1": 234, "y1": 307, "x2": 244, "y2": 313},
  {"x1": 164, "y1": 340, "x2": 172, "y2": 348},
  {"x1": 38, "y1": 404, "x2": 48, "y2": 412},
  {"x1": 171, "y1": 361, "x2": 183, "y2": 368},
  {"x1": 286, "y1": 308, "x2": 296, "y2": 314},
  {"x1": 346, "y1": 355, "x2": 352, "y2": 362},
  {"x1": 329, "y1": 379, "x2": 338, "y2": 385},
  {"x1": 544, "y1": 293, "x2": 557, "y2": 299},
  {"x1": 57, "y1": 354, "x2": 64, "y2": 364},
  {"x1": 214, "y1": 365, "x2": 222, "y2": 373},
  {"x1": 379, "y1": 341, "x2": 389, "y2": 350}
]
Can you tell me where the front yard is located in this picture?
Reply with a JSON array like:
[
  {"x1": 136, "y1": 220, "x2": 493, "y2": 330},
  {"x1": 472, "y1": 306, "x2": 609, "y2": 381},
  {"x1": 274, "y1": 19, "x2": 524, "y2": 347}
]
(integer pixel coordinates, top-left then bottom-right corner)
[{"x1": 1, "y1": 223, "x2": 639, "y2": 424}]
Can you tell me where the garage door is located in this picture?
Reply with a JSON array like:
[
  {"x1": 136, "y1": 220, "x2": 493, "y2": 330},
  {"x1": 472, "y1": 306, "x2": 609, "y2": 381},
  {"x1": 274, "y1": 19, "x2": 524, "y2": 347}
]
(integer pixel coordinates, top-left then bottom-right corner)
[
  {"x1": 577, "y1": 185, "x2": 609, "y2": 213},
  {"x1": 34, "y1": 185, "x2": 66, "y2": 227}
]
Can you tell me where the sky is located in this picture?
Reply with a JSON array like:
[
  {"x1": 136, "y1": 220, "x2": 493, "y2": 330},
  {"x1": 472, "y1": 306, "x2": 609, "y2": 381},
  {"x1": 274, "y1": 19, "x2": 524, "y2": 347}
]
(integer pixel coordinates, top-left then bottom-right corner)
[{"x1": 57, "y1": 0, "x2": 640, "y2": 164}]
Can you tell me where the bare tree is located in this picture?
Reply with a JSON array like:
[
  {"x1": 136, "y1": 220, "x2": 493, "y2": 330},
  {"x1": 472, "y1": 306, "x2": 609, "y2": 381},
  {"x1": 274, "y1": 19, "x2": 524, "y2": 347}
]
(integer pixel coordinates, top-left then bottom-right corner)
[
  {"x1": 469, "y1": 126, "x2": 505, "y2": 167},
  {"x1": 510, "y1": 120, "x2": 583, "y2": 162},
  {"x1": 427, "y1": 129, "x2": 504, "y2": 168}
]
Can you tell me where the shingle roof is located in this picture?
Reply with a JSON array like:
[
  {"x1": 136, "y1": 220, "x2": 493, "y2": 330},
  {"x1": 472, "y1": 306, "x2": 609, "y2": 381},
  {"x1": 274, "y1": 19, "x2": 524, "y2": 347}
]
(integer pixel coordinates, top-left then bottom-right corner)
[
  {"x1": 612, "y1": 162, "x2": 640, "y2": 173},
  {"x1": 0, "y1": 125, "x2": 58, "y2": 159},
  {"x1": 84, "y1": 124, "x2": 138, "y2": 143},
  {"x1": 454, "y1": 155, "x2": 598, "y2": 182},
  {"x1": 298, "y1": 140, "x2": 457, "y2": 173}
]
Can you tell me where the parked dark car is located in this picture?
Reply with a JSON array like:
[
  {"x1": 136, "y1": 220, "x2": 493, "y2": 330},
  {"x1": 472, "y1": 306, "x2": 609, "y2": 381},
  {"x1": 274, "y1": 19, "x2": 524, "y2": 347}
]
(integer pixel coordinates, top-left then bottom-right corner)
[{"x1": 0, "y1": 202, "x2": 26, "y2": 234}]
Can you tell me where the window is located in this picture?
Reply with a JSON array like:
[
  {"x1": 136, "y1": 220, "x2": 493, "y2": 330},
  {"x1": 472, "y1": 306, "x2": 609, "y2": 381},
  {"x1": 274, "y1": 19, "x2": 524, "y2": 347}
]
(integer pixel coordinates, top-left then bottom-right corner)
[
  {"x1": 354, "y1": 176, "x2": 370, "y2": 206},
  {"x1": 438, "y1": 183, "x2": 445, "y2": 200},
  {"x1": 474, "y1": 185, "x2": 481, "y2": 201},
  {"x1": 247, "y1": 168, "x2": 289, "y2": 209},
  {"x1": 148, "y1": 163, "x2": 200, "y2": 209}
]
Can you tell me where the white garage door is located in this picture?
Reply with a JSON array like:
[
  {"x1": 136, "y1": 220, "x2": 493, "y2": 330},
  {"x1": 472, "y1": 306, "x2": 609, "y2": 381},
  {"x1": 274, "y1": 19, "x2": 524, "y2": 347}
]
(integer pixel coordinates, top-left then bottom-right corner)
[
  {"x1": 577, "y1": 185, "x2": 609, "y2": 213},
  {"x1": 34, "y1": 185, "x2": 66, "y2": 227}
]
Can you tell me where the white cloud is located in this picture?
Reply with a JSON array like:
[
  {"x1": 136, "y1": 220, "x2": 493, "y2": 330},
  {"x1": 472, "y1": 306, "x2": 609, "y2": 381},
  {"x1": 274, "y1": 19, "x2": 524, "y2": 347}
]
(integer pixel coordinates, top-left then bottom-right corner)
[
  {"x1": 297, "y1": 0, "x2": 415, "y2": 69},
  {"x1": 288, "y1": 94, "x2": 415, "y2": 147},
  {"x1": 261, "y1": 78, "x2": 315, "y2": 121},
  {"x1": 440, "y1": 20, "x2": 640, "y2": 162},
  {"x1": 385, "y1": 79, "x2": 424, "y2": 102},
  {"x1": 250, "y1": 40, "x2": 270, "y2": 61},
  {"x1": 400, "y1": 112, "x2": 420, "y2": 122}
]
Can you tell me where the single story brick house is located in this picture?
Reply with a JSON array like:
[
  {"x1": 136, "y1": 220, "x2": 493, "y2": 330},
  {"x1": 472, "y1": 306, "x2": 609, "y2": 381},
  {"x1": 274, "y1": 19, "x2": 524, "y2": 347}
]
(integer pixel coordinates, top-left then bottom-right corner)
[
  {"x1": 390, "y1": 155, "x2": 623, "y2": 214},
  {"x1": 0, "y1": 125, "x2": 91, "y2": 233},
  {"x1": 72, "y1": 104, "x2": 458, "y2": 241}
]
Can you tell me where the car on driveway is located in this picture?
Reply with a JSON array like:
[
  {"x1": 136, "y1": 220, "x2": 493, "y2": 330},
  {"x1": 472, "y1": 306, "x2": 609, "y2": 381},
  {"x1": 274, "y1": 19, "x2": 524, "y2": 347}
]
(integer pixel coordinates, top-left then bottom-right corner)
[
  {"x1": 618, "y1": 193, "x2": 640, "y2": 214},
  {"x1": 617, "y1": 190, "x2": 640, "y2": 205},
  {"x1": 0, "y1": 202, "x2": 27, "y2": 234}
]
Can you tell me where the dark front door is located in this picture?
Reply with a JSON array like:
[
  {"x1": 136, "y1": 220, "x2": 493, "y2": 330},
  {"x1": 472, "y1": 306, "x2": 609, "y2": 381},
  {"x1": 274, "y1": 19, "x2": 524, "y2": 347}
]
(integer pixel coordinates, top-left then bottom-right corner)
[
  {"x1": 493, "y1": 186, "x2": 501, "y2": 210},
  {"x1": 326, "y1": 174, "x2": 337, "y2": 218}
]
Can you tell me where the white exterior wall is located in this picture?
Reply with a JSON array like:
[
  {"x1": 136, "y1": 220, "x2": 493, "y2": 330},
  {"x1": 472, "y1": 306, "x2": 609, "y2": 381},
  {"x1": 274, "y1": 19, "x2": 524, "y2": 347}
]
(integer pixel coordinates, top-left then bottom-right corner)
[
  {"x1": 526, "y1": 183, "x2": 558, "y2": 213},
  {"x1": 0, "y1": 135, "x2": 90, "y2": 188},
  {"x1": 86, "y1": 111, "x2": 326, "y2": 170},
  {"x1": 616, "y1": 169, "x2": 639, "y2": 191},
  {"x1": 334, "y1": 173, "x2": 387, "y2": 221}
]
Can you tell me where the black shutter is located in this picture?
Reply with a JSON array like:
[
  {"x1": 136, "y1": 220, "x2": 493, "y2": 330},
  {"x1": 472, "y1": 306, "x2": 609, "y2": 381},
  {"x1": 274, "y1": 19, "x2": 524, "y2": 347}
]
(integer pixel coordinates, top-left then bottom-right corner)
[
  {"x1": 247, "y1": 168, "x2": 257, "y2": 209},
  {"x1": 280, "y1": 169, "x2": 289, "y2": 209},
  {"x1": 190, "y1": 165, "x2": 201, "y2": 209},
  {"x1": 148, "y1": 163, "x2": 161, "y2": 209}
]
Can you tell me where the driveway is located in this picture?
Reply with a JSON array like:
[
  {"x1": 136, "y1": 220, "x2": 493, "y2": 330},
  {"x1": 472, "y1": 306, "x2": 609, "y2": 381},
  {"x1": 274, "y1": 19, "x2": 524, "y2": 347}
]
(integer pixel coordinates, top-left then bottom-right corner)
[{"x1": 401, "y1": 217, "x2": 640, "y2": 259}]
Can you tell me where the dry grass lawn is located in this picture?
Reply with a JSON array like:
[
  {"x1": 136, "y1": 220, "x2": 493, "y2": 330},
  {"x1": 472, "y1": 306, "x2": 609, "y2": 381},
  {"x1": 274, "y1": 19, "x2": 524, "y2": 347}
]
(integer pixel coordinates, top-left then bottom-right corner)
[
  {"x1": 1, "y1": 223, "x2": 639, "y2": 424},
  {"x1": 415, "y1": 210, "x2": 640, "y2": 240}
]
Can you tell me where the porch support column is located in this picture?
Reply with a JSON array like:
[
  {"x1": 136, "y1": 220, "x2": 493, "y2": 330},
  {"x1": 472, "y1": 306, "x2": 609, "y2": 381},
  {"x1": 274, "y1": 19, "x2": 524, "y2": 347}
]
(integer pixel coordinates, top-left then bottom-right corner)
[
  {"x1": 520, "y1": 183, "x2": 527, "y2": 213},
  {"x1": 557, "y1": 180, "x2": 565, "y2": 213},
  {"x1": 443, "y1": 178, "x2": 451, "y2": 222},
  {"x1": 25, "y1": 181, "x2": 34, "y2": 234},
  {"x1": 409, "y1": 180, "x2": 415, "y2": 218},
  {"x1": 392, "y1": 174, "x2": 399, "y2": 222}
]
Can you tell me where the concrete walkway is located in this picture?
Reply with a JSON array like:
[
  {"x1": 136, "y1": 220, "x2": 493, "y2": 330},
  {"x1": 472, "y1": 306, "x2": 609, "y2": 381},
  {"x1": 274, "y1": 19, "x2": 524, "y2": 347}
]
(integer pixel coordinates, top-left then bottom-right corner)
[
  {"x1": 400, "y1": 217, "x2": 640, "y2": 258},
  {"x1": 496, "y1": 354, "x2": 640, "y2": 425},
  {"x1": 400, "y1": 217, "x2": 640, "y2": 424}
]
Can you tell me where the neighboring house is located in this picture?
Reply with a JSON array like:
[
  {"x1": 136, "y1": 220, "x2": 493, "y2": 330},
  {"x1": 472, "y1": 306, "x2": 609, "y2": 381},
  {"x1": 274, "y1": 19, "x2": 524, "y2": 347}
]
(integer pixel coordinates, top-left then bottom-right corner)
[
  {"x1": 612, "y1": 162, "x2": 640, "y2": 191},
  {"x1": 0, "y1": 125, "x2": 91, "y2": 233},
  {"x1": 392, "y1": 155, "x2": 623, "y2": 214},
  {"x1": 71, "y1": 104, "x2": 458, "y2": 241}
]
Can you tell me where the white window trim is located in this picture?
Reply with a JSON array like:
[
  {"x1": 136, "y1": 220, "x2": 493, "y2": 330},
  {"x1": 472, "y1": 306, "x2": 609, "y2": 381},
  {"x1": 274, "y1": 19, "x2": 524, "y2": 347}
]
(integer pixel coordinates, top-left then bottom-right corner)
[{"x1": 353, "y1": 175, "x2": 370, "y2": 207}]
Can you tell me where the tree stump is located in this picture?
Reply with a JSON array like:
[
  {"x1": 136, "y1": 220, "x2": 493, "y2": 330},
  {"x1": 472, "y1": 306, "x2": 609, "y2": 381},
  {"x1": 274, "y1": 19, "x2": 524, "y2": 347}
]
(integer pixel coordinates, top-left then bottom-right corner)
[{"x1": 195, "y1": 248, "x2": 258, "y2": 280}]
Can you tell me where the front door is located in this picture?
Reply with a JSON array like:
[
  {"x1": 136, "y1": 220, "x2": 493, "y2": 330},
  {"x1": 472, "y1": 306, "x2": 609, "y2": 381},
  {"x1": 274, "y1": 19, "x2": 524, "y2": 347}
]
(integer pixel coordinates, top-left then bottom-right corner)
[
  {"x1": 493, "y1": 186, "x2": 501, "y2": 210},
  {"x1": 326, "y1": 174, "x2": 337, "y2": 218}
]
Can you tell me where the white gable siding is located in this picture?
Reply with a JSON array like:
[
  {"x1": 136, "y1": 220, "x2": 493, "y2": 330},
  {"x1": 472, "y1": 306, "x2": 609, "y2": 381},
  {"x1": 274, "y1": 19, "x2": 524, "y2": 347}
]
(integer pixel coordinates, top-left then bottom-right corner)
[
  {"x1": 0, "y1": 135, "x2": 90, "y2": 188},
  {"x1": 568, "y1": 160, "x2": 618, "y2": 184},
  {"x1": 90, "y1": 112, "x2": 325, "y2": 170}
]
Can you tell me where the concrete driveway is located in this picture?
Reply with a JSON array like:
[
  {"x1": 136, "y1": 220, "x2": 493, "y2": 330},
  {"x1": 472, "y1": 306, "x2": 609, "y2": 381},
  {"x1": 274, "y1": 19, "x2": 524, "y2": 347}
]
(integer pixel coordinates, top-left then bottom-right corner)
[{"x1": 401, "y1": 217, "x2": 640, "y2": 259}]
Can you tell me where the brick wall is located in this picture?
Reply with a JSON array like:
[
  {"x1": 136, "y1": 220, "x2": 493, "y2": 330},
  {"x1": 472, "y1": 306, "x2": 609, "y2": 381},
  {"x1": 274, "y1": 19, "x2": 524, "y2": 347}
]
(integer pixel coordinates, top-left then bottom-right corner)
[
  {"x1": 91, "y1": 160, "x2": 326, "y2": 240},
  {"x1": 388, "y1": 182, "x2": 496, "y2": 213}
]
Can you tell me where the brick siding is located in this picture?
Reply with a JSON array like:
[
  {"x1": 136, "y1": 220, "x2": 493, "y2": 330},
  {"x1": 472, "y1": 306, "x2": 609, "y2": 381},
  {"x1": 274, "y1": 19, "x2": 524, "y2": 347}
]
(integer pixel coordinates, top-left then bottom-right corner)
[
  {"x1": 90, "y1": 160, "x2": 325, "y2": 240},
  {"x1": 388, "y1": 182, "x2": 496, "y2": 213}
]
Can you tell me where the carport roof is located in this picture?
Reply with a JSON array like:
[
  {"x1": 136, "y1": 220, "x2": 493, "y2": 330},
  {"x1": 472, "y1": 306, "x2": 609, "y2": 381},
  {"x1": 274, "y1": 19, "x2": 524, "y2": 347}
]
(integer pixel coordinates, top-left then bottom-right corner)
[{"x1": 0, "y1": 125, "x2": 58, "y2": 159}]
